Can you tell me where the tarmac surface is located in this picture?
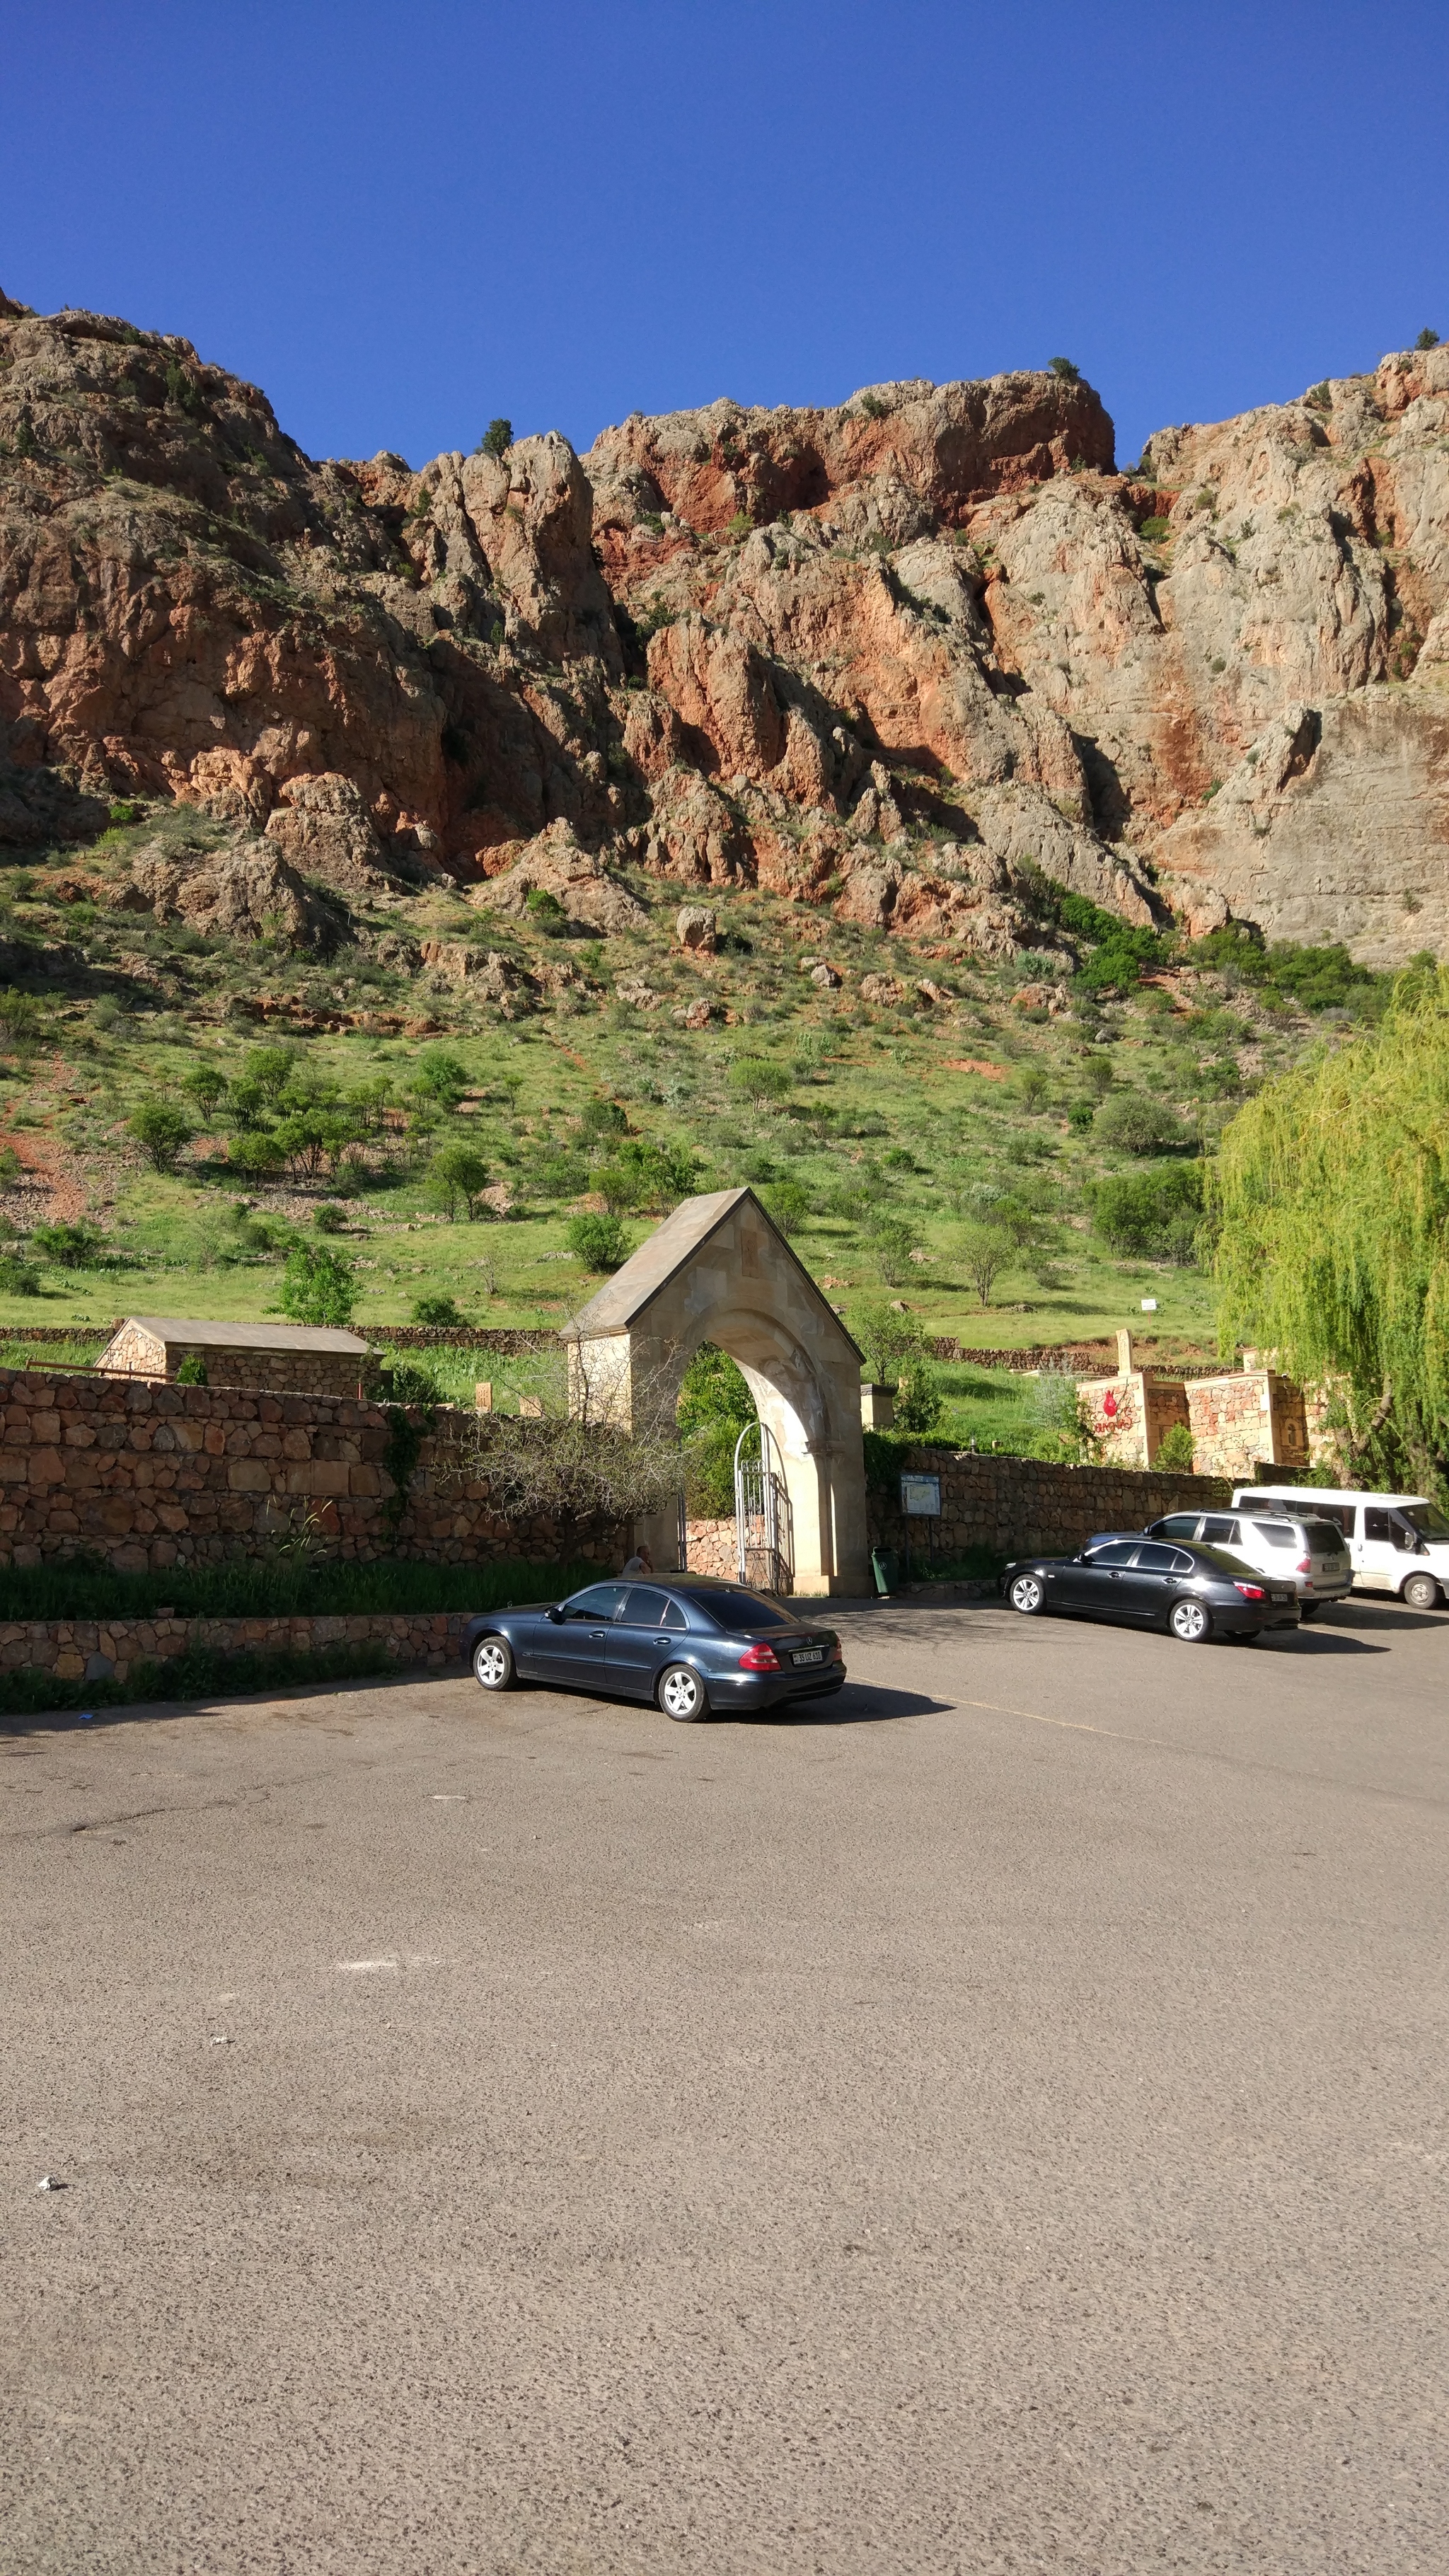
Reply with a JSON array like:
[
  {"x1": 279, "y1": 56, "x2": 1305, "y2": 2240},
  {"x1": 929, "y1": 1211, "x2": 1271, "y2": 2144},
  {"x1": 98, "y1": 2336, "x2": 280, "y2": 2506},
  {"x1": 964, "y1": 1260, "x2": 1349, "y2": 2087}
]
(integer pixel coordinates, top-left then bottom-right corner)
[{"x1": 4, "y1": 1593, "x2": 1448, "y2": 2574}]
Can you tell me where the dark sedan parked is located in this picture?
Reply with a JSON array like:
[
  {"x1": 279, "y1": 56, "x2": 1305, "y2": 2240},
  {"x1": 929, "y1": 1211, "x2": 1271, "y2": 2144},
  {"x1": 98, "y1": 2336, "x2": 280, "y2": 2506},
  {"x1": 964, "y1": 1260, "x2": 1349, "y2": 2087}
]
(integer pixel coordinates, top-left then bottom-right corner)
[
  {"x1": 1001, "y1": 1533, "x2": 1299, "y2": 1643},
  {"x1": 466, "y1": 1577, "x2": 847, "y2": 1719}
]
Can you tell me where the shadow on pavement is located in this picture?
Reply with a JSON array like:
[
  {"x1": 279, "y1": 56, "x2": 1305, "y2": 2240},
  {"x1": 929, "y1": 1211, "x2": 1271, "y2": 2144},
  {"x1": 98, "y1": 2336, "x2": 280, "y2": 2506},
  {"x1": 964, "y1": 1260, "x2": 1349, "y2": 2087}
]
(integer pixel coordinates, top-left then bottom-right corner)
[{"x1": 737, "y1": 1684, "x2": 948, "y2": 1726}]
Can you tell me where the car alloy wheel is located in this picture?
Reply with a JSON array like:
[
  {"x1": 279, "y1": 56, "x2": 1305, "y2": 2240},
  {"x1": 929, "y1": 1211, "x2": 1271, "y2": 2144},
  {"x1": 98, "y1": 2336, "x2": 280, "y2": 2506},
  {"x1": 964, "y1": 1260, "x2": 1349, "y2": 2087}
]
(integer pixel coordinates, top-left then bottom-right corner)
[
  {"x1": 1009, "y1": 1574, "x2": 1046, "y2": 1616},
  {"x1": 1403, "y1": 1571, "x2": 1441, "y2": 1612},
  {"x1": 659, "y1": 1663, "x2": 706, "y2": 1721},
  {"x1": 1169, "y1": 1598, "x2": 1211, "y2": 1644},
  {"x1": 473, "y1": 1635, "x2": 515, "y2": 1691}
]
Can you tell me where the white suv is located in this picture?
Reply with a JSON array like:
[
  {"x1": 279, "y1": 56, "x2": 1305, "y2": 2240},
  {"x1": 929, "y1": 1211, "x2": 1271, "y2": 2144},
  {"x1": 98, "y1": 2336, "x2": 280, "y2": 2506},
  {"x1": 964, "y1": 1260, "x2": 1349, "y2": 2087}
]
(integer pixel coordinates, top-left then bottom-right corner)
[
  {"x1": 1145, "y1": 1507, "x2": 1352, "y2": 1619},
  {"x1": 1233, "y1": 1485, "x2": 1449, "y2": 1610}
]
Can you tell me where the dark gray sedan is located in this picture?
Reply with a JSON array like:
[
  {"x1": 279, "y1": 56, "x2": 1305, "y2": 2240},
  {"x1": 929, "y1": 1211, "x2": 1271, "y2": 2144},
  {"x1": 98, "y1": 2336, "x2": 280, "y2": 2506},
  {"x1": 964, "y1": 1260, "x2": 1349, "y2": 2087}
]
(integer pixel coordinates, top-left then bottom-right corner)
[
  {"x1": 1001, "y1": 1534, "x2": 1298, "y2": 1643},
  {"x1": 466, "y1": 1577, "x2": 847, "y2": 1720}
]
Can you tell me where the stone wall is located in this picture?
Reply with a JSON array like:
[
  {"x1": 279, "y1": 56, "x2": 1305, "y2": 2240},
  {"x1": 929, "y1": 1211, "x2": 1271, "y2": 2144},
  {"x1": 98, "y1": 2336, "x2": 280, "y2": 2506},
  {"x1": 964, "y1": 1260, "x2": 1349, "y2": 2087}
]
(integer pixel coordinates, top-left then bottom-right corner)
[
  {"x1": 1186, "y1": 1368, "x2": 1311, "y2": 1480},
  {"x1": 682, "y1": 1517, "x2": 738, "y2": 1579},
  {"x1": 869, "y1": 1447, "x2": 1232, "y2": 1562},
  {"x1": 1078, "y1": 1369, "x2": 1193, "y2": 1470},
  {"x1": 0, "y1": 1365, "x2": 618, "y2": 1572},
  {"x1": 1, "y1": 1610, "x2": 475, "y2": 1690}
]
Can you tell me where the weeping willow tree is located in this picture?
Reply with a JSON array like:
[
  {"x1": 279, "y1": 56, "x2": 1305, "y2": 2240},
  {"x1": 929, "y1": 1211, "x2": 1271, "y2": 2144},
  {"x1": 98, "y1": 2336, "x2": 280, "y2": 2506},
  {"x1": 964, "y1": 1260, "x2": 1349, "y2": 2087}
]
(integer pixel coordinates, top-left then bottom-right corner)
[{"x1": 1210, "y1": 963, "x2": 1449, "y2": 1481}]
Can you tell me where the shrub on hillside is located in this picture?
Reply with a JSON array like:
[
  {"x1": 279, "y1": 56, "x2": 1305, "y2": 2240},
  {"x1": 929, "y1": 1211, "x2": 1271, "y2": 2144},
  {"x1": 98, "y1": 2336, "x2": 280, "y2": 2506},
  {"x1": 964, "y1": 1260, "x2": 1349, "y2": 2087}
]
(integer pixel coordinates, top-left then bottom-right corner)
[
  {"x1": 728, "y1": 1054, "x2": 793, "y2": 1106},
  {"x1": 478, "y1": 417, "x2": 513, "y2": 458},
  {"x1": 1090, "y1": 1163, "x2": 1204, "y2": 1261},
  {"x1": 128, "y1": 1099, "x2": 192, "y2": 1172},
  {"x1": 957, "y1": 1222, "x2": 1013, "y2": 1307},
  {"x1": 427, "y1": 1143, "x2": 490, "y2": 1220},
  {"x1": 31, "y1": 1221, "x2": 105, "y2": 1270},
  {"x1": 759, "y1": 1177, "x2": 810, "y2": 1237},
  {"x1": 1190, "y1": 923, "x2": 1384, "y2": 1015},
  {"x1": 184, "y1": 1063, "x2": 228, "y2": 1121},
  {"x1": 566, "y1": 1211, "x2": 629, "y2": 1272},
  {"x1": 412, "y1": 1293, "x2": 466, "y2": 1327},
  {"x1": 579, "y1": 1097, "x2": 628, "y2": 1143},
  {"x1": 526, "y1": 888, "x2": 568, "y2": 933},
  {"x1": 0, "y1": 1252, "x2": 41, "y2": 1298},
  {"x1": 280, "y1": 1243, "x2": 357, "y2": 1328},
  {"x1": 411, "y1": 1047, "x2": 471, "y2": 1109},
  {"x1": 868, "y1": 1213, "x2": 915, "y2": 1286},
  {"x1": 594, "y1": 1137, "x2": 698, "y2": 1214},
  {"x1": 1094, "y1": 1091, "x2": 1191, "y2": 1155}
]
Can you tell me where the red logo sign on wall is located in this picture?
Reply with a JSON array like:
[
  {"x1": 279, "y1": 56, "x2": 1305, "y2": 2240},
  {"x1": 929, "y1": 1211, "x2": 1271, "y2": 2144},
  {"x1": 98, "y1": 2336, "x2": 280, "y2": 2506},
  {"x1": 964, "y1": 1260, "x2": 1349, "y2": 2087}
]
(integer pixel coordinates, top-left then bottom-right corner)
[{"x1": 1103, "y1": 1390, "x2": 1119, "y2": 1416}]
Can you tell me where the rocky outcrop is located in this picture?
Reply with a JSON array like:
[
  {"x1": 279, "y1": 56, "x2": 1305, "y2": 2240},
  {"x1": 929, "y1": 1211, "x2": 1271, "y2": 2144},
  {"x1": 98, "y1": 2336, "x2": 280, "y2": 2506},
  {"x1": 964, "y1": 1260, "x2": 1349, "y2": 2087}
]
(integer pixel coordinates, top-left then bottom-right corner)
[
  {"x1": 118, "y1": 832, "x2": 342, "y2": 949},
  {"x1": 0, "y1": 304, "x2": 623, "y2": 874},
  {"x1": 585, "y1": 374, "x2": 1116, "y2": 548},
  {"x1": 4, "y1": 294, "x2": 1448, "y2": 962},
  {"x1": 0, "y1": 715, "x2": 109, "y2": 845},
  {"x1": 262, "y1": 770, "x2": 400, "y2": 894},
  {"x1": 469, "y1": 816, "x2": 649, "y2": 933}
]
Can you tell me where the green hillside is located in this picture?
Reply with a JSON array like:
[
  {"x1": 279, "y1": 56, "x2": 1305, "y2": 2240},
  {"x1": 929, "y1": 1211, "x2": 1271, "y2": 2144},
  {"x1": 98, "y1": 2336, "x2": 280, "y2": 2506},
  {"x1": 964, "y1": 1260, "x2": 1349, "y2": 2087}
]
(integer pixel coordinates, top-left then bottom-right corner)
[{"x1": 0, "y1": 807, "x2": 1390, "y2": 1449}]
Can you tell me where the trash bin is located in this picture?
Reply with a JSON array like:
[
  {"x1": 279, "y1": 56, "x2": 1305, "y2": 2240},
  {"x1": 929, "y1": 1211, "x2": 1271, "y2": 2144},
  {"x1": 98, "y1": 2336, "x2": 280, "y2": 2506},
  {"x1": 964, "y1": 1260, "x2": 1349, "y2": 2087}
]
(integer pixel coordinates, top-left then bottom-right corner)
[{"x1": 872, "y1": 1547, "x2": 899, "y2": 1597}]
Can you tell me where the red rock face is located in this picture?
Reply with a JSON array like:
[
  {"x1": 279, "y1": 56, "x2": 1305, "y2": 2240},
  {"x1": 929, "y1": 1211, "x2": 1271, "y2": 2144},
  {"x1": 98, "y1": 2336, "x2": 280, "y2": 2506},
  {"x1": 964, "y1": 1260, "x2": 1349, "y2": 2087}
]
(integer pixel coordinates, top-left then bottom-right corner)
[{"x1": 4, "y1": 297, "x2": 1448, "y2": 961}]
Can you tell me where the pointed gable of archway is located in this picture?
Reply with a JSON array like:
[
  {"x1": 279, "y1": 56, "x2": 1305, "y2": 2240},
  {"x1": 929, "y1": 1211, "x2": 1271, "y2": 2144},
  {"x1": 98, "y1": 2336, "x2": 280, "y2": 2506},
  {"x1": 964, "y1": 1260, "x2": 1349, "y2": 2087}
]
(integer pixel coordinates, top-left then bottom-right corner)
[
  {"x1": 564, "y1": 1186, "x2": 862, "y2": 1366},
  {"x1": 561, "y1": 1186, "x2": 868, "y2": 1596}
]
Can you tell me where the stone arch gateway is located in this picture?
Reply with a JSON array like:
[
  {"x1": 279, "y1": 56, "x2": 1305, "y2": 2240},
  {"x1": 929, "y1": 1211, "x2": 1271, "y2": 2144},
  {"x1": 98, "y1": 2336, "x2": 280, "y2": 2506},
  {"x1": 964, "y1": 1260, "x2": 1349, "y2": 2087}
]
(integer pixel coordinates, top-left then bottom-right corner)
[{"x1": 562, "y1": 1186, "x2": 870, "y2": 1595}]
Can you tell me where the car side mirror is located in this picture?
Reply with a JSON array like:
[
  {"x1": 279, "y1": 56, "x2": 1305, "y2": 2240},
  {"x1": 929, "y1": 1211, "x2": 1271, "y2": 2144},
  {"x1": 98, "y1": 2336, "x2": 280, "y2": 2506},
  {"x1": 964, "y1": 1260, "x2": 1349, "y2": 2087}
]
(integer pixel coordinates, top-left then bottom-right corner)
[{"x1": 546, "y1": 1605, "x2": 565, "y2": 1623}]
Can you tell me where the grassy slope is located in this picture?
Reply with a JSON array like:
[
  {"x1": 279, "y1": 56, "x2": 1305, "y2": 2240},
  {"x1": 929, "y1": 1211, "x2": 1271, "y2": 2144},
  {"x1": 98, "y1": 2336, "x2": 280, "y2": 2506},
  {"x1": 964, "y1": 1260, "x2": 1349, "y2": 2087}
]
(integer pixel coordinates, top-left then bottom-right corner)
[{"x1": 0, "y1": 816, "x2": 1372, "y2": 1448}]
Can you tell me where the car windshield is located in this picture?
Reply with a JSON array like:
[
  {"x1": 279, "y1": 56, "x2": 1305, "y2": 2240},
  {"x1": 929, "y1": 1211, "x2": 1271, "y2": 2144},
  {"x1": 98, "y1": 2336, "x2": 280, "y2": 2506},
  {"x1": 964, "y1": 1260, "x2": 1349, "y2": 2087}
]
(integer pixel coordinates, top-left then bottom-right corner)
[{"x1": 1402, "y1": 1504, "x2": 1449, "y2": 1540}]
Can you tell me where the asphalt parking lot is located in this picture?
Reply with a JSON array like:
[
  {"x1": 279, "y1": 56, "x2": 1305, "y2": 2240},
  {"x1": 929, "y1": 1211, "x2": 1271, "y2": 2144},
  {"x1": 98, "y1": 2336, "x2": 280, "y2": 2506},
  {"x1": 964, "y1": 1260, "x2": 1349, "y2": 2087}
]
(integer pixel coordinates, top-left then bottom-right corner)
[{"x1": 4, "y1": 1593, "x2": 1448, "y2": 2575}]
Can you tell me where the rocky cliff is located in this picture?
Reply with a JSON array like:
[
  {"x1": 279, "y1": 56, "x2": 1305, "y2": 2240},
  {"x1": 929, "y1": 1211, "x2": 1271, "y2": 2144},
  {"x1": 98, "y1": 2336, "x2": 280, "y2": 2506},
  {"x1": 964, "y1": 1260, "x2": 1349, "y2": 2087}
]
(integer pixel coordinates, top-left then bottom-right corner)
[{"x1": 3, "y1": 287, "x2": 1446, "y2": 964}]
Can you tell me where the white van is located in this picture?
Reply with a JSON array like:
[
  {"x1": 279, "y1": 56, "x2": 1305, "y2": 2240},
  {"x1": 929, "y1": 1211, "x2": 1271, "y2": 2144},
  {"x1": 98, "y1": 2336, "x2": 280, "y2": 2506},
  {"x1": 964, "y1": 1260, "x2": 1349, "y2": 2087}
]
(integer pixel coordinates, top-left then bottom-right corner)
[{"x1": 1232, "y1": 1485, "x2": 1449, "y2": 1610}]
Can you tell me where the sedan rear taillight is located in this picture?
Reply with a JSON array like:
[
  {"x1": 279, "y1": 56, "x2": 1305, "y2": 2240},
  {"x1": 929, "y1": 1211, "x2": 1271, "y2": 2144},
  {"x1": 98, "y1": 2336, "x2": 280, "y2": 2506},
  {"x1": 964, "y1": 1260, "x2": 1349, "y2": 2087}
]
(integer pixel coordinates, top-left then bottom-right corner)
[
  {"x1": 1234, "y1": 1581, "x2": 1266, "y2": 1600},
  {"x1": 739, "y1": 1640, "x2": 781, "y2": 1671},
  {"x1": 829, "y1": 1641, "x2": 845, "y2": 1662}
]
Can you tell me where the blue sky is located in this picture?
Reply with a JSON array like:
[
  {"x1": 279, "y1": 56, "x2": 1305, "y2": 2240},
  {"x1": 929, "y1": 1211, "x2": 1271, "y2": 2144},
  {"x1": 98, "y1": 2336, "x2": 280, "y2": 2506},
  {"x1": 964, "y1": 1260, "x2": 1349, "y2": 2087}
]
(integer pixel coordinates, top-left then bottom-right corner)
[{"x1": 3, "y1": 1, "x2": 1444, "y2": 473}]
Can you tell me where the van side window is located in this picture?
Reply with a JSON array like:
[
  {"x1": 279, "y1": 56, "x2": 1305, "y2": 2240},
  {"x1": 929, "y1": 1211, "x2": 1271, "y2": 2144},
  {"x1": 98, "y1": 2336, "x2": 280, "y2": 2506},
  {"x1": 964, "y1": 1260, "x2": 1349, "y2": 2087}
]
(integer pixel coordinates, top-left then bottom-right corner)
[{"x1": 1363, "y1": 1508, "x2": 1393, "y2": 1543}]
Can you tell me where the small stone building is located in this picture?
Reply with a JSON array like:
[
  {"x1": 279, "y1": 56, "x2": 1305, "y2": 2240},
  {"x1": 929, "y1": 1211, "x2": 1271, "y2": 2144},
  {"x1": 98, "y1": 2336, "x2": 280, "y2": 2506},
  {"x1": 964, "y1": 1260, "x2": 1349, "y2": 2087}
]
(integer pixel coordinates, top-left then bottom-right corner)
[
  {"x1": 98, "y1": 1316, "x2": 371, "y2": 1399},
  {"x1": 1184, "y1": 1353, "x2": 1312, "y2": 1481},
  {"x1": 1078, "y1": 1329, "x2": 1193, "y2": 1469}
]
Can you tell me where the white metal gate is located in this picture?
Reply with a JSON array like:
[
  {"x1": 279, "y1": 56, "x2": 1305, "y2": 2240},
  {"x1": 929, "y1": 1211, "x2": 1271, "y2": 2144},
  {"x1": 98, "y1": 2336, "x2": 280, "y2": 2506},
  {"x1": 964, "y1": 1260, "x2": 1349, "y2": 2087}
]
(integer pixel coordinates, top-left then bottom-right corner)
[{"x1": 734, "y1": 1421, "x2": 793, "y2": 1595}]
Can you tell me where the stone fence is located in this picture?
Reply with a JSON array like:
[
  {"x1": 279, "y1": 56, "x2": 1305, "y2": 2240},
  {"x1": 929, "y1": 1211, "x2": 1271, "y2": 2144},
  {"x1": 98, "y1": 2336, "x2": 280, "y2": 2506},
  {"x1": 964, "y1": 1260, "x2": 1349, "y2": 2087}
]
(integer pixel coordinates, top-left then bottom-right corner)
[
  {"x1": 1, "y1": 1610, "x2": 474, "y2": 1690},
  {"x1": 0, "y1": 1365, "x2": 618, "y2": 1573},
  {"x1": 867, "y1": 1447, "x2": 1232, "y2": 1562},
  {"x1": 928, "y1": 1339, "x2": 1223, "y2": 1375}
]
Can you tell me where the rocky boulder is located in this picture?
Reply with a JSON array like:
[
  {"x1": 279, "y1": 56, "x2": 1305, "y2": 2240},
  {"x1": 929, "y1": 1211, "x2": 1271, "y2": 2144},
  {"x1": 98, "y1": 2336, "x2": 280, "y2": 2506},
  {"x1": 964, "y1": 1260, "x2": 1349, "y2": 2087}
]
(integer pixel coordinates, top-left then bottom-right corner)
[
  {"x1": 264, "y1": 773, "x2": 399, "y2": 894},
  {"x1": 121, "y1": 836, "x2": 342, "y2": 950},
  {"x1": 469, "y1": 819, "x2": 648, "y2": 934}
]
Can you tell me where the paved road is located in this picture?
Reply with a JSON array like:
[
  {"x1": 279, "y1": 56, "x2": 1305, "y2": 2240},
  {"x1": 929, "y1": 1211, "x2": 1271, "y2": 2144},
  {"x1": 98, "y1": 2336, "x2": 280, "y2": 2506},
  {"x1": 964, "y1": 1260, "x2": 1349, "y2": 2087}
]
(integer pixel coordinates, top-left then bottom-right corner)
[{"x1": 4, "y1": 1595, "x2": 1448, "y2": 2574}]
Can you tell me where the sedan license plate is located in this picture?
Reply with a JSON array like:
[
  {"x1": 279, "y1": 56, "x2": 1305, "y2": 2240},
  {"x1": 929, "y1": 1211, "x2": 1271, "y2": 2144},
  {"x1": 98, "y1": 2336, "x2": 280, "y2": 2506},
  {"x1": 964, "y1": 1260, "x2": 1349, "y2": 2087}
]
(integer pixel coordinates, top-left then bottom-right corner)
[
  {"x1": 792, "y1": 1647, "x2": 825, "y2": 1665},
  {"x1": 1269, "y1": 1590, "x2": 1290, "y2": 1604}
]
